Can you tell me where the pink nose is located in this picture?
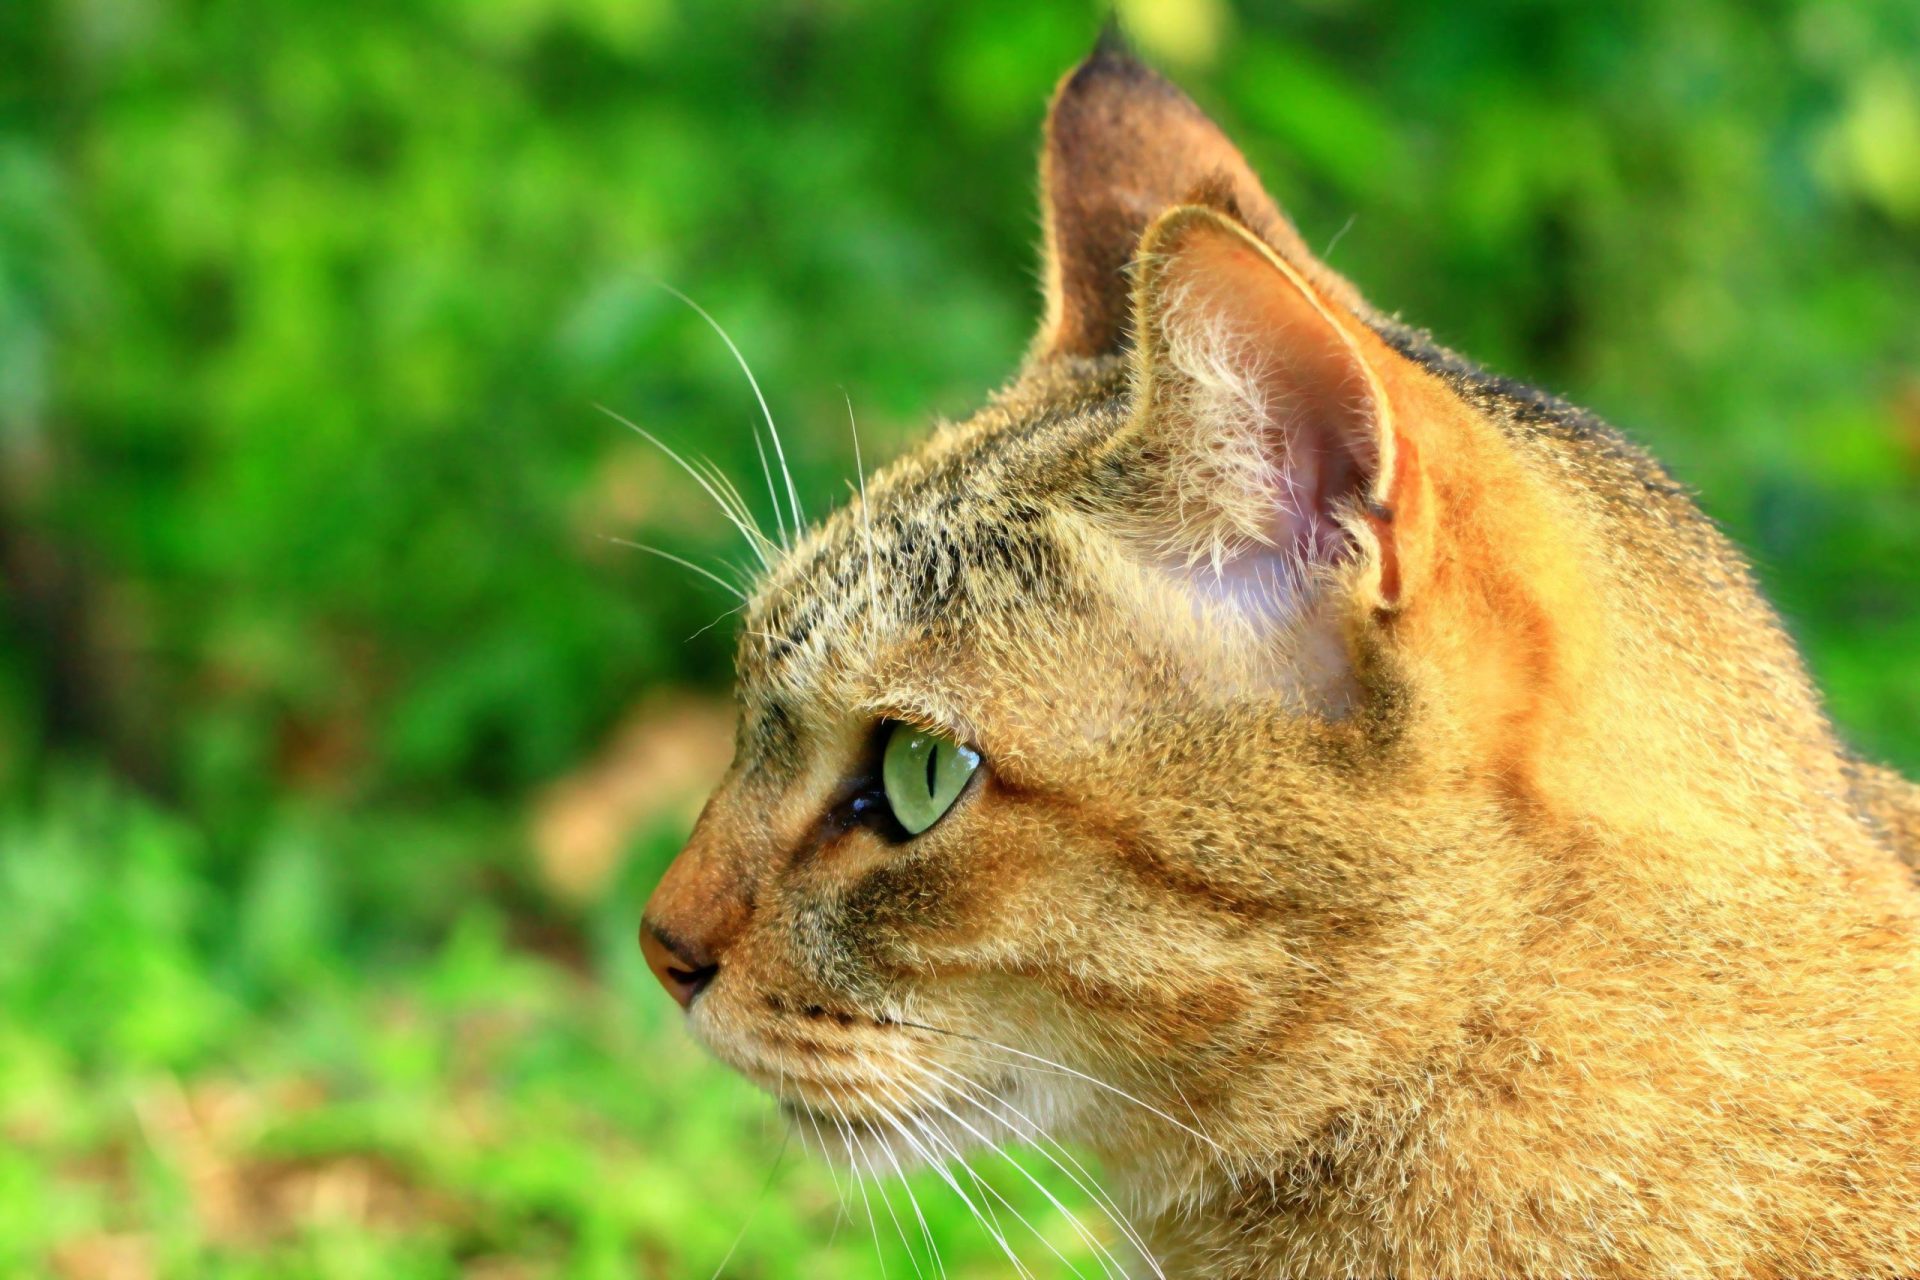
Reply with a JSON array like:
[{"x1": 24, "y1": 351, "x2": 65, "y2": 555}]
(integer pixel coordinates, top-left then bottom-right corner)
[{"x1": 640, "y1": 919, "x2": 718, "y2": 1011}]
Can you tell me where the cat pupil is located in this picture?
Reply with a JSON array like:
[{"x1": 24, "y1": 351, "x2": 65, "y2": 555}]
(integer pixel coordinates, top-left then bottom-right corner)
[{"x1": 925, "y1": 742, "x2": 939, "y2": 796}]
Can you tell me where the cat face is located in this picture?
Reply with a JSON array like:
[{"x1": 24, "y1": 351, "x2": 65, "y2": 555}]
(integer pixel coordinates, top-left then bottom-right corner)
[
  {"x1": 641, "y1": 45, "x2": 1558, "y2": 1188},
  {"x1": 645, "y1": 387, "x2": 1417, "y2": 1180}
]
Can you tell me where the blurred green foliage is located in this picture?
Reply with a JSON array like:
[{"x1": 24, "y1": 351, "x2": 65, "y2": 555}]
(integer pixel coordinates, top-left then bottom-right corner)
[{"x1": 1, "y1": 0, "x2": 1917, "y2": 1274}]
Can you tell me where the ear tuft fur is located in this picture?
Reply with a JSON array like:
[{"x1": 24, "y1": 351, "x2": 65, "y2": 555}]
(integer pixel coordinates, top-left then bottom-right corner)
[
  {"x1": 1116, "y1": 205, "x2": 1399, "y2": 637},
  {"x1": 1090, "y1": 12, "x2": 1136, "y2": 63}
]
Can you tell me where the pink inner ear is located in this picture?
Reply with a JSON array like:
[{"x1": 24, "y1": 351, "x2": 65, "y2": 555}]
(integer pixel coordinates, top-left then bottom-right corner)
[{"x1": 1158, "y1": 229, "x2": 1381, "y2": 571}]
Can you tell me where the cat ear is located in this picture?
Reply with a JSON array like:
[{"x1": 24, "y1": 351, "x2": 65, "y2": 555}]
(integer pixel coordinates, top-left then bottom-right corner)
[
  {"x1": 1119, "y1": 201, "x2": 1416, "y2": 618},
  {"x1": 1037, "y1": 35, "x2": 1357, "y2": 360}
]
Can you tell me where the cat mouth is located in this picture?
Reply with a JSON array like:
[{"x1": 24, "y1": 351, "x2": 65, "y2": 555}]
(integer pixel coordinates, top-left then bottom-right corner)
[
  {"x1": 745, "y1": 1062, "x2": 944, "y2": 1128},
  {"x1": 703, "y1": 1005, "x2": 1036, "y2": 1160}
]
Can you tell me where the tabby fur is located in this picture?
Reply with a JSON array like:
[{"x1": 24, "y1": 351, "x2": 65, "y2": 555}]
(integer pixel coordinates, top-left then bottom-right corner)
[{"x1": 643, "y1": 38, "x2": 1920, "y2": 1278}]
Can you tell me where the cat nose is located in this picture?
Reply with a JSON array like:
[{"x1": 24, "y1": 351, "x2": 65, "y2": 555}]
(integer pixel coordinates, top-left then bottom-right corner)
[
  {"x1": 640, "y1": 817, "x2": 752, "y2": 1011},
  {"x1": 640, "y1": 920, "x2": 719, "y2": 1010}
]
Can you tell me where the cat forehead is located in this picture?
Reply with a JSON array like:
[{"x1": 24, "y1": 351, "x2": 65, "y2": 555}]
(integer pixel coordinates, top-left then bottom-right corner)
[{"x1": 731, "y1": 367, "x2": 1129, "y2": 732}]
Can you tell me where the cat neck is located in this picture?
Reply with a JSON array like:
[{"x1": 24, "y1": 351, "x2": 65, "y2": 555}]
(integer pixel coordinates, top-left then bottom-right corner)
[{"x1": 1121, "y1": 814, "x2": 1920, "y2": 1277}]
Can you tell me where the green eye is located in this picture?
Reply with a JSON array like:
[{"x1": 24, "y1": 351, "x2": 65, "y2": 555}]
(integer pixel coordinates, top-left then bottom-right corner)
[{"x1": 880, "y1": 722, "x2": 981, "y2": 835}]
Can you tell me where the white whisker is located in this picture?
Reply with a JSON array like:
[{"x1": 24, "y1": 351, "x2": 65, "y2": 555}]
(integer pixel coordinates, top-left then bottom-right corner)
[
  {"x1": 596, "y1": 405, "x2": 774, "y2": 565},
  {"x1": 750, "y1": 410, "x2": 787, "y2": 548},
  {"x1": 955, "y1": 1154, "x2": 1085, "y2": 1280},
  {"x1": 844, "y1": 391, "x2": 883, "y2": 646},
  {"x1": 865, "y1": 1135, "x2": 926, "y2": 1280},
  {"x1": 895, "y1": 1101, "x2": 1086, "y2": 1280},
  {"x1": 888, "y1": 1072, "x2": 1126, "y2": 1280},
  {"x1": 823, "y1": 1094, "x2": 891, "y2": 1280},
  {"x1": 877, "y1": 1093, "x2": 1041, "y2": 1280},
  {"x1": 918, "y1": 1058, "x2": 1164, "y2": 1278},
  {"x1": 690, "y1": 454, "x2": 770, "y2": 552},
  {"x1": 603, "y1": 536, "x2": 746, "y2": 600},
  {"x1": 870, "y1": 1102, "x2": 946, "y2": 1279},
  {"x1": 798, "y1": 1105, "x2": 851, "y2": 1247},
  {"x1": 687, "y1": 600, "x2": 749, "y2": 642},
  {"x1": 656, "y1": 283, "x2": 805, "y2": 539},
  {"x1": 706, "y1": 1124, "x2": 791, "y2": 1280},
  {"x1": 900, "y1": 1020, "x2": 1228, "y2": 1155}
]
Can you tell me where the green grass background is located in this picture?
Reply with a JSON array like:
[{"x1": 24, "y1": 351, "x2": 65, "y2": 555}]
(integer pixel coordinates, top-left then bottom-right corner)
[{"x1": 2, "y1": 0, "x2": 1918, "y2": 1274}]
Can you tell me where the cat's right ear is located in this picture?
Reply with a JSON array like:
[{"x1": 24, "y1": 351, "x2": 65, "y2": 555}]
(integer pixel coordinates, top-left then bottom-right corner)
[{"x1": 1035, "y1": 34, "x2": 1353, "y2": 360}]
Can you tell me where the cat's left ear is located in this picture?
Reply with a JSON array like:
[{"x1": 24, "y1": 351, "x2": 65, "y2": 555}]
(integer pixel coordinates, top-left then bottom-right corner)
[{"x1": 1116, "y1": 201, "x2": 1430, "y2": 619}]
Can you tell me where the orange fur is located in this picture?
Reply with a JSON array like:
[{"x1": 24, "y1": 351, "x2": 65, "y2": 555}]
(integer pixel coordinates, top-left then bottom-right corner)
[{"x1": 644, "y1": 40, "x2": 1920, "y2": 1278}]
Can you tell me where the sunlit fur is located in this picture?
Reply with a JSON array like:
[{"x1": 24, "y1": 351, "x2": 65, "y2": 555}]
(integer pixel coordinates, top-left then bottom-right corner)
[{"x1": 645, "y1": 43, "x2": 1920, "y2": 1278}]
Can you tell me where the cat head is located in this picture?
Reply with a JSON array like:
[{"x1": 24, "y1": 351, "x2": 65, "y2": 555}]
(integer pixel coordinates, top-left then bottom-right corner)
[{"x1": 640, "y1": 41, "x2": 1596, "y2": 1191}]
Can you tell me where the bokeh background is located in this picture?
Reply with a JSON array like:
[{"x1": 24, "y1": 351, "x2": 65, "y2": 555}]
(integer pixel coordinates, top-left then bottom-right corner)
[{"x1": 3, "y1": 0, "x2": 1918, "y2": 1275}]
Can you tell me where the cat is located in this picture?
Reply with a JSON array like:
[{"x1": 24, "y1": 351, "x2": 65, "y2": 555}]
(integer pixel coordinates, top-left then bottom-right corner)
[{"x1": 640, "y1": 33, "x2": 1920, "y2": 1279}]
